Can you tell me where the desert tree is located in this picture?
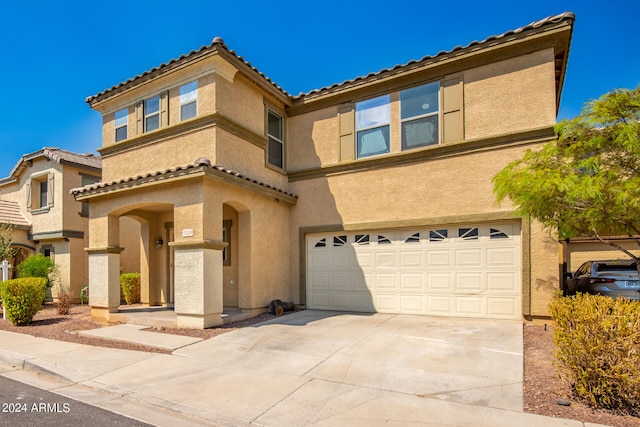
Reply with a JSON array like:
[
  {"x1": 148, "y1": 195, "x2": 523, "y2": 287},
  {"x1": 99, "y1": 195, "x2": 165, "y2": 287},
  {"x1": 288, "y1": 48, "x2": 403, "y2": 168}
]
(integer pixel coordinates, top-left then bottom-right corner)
[{"x1": 493, "y1": 85, "x2": 640, "y2": 263}]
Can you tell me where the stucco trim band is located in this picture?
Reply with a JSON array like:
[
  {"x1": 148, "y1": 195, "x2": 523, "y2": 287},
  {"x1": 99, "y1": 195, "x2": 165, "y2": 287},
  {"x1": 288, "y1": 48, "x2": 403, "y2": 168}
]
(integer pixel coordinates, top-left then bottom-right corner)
[
  {"x1": 85, "y1": 246, "x2": 125, "y2": 254},
  {"x1": 169, "y1": 239, "x2": 227, "y2": 251},
  {"x1": 288, "y1": 126, "x2": 554, "y2": 181},
  {"x1": 98, "y1": 112, "x2": 267, "y2": 158}
]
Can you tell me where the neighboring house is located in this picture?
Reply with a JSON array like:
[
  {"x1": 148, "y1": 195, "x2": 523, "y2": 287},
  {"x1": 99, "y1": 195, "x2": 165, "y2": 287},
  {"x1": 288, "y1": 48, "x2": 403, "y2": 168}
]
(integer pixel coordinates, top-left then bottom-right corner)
[
  {"x1": 73, "y1": 12, "x2": 575, "y2": 328},
  {"x1": 0, "y1": 148, "x2": 102, "y2": 300}
]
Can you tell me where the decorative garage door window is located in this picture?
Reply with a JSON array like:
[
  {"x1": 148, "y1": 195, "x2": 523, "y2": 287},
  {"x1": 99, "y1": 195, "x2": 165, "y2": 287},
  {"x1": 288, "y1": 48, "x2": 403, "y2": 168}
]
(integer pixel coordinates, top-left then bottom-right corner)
[
  {"x1": 405, "y1": 232, "x2": 420, "y2": 243},
  {"x1": 458, "y1": 227, "x2": 479, "y2": 240},
  {"x1": 355, "y1": 234, "x2": 370, "y2": 245},
  {"x1": 429, "y1": 229, "x2": 448, "y2": 242},
  {"x1": 333, "y1": 235, "x2": 348, "y2": 246},
  {"x1": 314, "y1": 238, "x2": 326, "y2": 248},
  {"x1": 490, "y1": 228, "x2": 509, "y2": 239},
  {"x1": 377, "y1": 235, "x2": 392, "y2": 244}
]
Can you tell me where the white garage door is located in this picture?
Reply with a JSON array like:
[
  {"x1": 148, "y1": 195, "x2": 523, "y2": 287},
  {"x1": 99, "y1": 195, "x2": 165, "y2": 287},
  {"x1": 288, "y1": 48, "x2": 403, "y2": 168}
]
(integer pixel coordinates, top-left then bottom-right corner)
[{"x1": 306, "y1": 222, "x2": 521, "y2": 319}]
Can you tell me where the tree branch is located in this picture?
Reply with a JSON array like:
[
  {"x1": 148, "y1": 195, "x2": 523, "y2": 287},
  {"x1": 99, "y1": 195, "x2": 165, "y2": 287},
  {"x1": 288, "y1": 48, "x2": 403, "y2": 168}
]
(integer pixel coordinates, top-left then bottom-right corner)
[{"x1": 592, "y1": 229, "x2": 640, "y2": 261}]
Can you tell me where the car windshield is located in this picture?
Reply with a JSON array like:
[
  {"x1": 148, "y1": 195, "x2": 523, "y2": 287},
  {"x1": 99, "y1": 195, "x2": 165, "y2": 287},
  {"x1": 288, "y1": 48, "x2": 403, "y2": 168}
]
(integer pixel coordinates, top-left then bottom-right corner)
[{"x1": 597, "y1": 264, "x2": 637, "y2": 272}]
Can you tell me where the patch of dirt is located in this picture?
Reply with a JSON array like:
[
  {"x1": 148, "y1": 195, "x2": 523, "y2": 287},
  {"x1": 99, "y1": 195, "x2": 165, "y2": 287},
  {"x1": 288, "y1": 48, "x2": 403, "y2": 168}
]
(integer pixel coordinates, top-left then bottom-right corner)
[
  {"x1": 1, "y1": 304, "x2": 639, "y2": 425},
  {"x1": 524, "y1": 323, "x2": 639, "y2": 427}
]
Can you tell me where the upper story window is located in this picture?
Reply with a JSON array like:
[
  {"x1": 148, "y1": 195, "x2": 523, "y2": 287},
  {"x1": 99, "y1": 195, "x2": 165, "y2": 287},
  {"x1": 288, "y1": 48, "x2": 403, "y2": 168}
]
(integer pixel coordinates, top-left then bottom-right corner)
[
  {"x1": 80, "y1": 174, "x2": 99, "y2": 217},
  {"x1": 27, "y1": 174, "x2": 53, "y2": 213},
  {"x1": 114, "y1": 108, "x2": 128, "y2": 142},
  {"x1": 356, "y1": 95, "x2": 390, "y2": 158},
  {"x1": 144, "y1": 96, "x2": 160, "y2": 132},
  {"x1": 180, "y1": 81, "x2": 197, "y2": 121},
  {"x1": 267, "y1": 109, "x2": 284, "y2": 169},
  {"x1": 400, "y1": 82, "x2": 440, "y2": 150}
]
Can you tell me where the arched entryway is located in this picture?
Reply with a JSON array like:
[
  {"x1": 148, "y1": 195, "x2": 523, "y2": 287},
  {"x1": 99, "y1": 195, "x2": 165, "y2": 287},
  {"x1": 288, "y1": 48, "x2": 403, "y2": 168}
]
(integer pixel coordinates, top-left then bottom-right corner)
[{"x1": 115, "y1": 202, "x2": 174, "y2": 307}]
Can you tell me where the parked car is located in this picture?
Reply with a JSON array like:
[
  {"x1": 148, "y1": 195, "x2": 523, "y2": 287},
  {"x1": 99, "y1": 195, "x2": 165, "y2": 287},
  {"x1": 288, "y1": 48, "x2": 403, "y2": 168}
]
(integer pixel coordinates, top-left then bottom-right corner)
[{"x1": 564, "y1": 260, "x2": 640, "y2": 299}]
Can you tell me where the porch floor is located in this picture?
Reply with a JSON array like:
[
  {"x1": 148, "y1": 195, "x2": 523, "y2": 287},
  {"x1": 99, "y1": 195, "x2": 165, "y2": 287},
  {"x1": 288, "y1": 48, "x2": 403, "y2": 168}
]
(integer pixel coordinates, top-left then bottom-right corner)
[{"x1": 107, "y1": 305, "x2": 255, "y2": 329}]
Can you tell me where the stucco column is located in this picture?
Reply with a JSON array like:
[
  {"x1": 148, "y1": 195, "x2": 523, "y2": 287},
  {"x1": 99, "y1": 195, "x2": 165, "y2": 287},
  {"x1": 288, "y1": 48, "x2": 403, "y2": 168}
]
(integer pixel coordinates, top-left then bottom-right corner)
[
  {"x1": 86, "y1": 247, "x2": 124, "y2": 318},
  {"x1": 170, "y1": 240, "x2": 226, "y2": 328},
  {"x1": 86, "y1": 214, "x2": 123, "y2": 320}
]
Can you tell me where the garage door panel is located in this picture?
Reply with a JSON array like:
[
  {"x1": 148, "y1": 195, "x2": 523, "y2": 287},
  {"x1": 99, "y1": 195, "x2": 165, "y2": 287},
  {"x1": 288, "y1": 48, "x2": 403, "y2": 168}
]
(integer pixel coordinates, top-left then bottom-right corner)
[
  {"x1": 400, "y1": 251, "x2": 423, "y2": 267},
  {"x1": 427, "y1": 295, "x2": 454, "y2": 315},
  {"x1": 400, "y1": 273, "x2": 424, "y2": 290},
  {"x1": 375, "y1": 251, "x2": 396, "y2": 268},
  {"x1": 486, "y1": 247, "x2": 518, "y2": 267},
  {"x1": 456, "y1": 273, "x2": 484, "y2": 292},
  {"x1": 375, "y1": 294, "x2": 399, "y2": 312},
  {"x1": 307, "y1": 221, "x2": 521, "y2": 319},
  {"x1": 330, "y1": 273, "x2": 351, "y2": 290},
  {"x1": 427, "y1": 273, "x2": 453, "y2": 291},
  {"x1": 400, "y1": 295, "x2": 425, "y2": 313},
  {"x1": 427, "y1": 250, "x2": 452, "y2": 267},
  {"x1": 456, "y1": 296, "x2": 485, "y2": 317},
  {"x1": 374, "y1": 273, "x2": 397, "y2": 290},
  {"x1": 487, "y1": 273, "x2": 519, "y2": 292},
  {"x1": 456, "y1": 249, "x2": 482, "y2": 267}
]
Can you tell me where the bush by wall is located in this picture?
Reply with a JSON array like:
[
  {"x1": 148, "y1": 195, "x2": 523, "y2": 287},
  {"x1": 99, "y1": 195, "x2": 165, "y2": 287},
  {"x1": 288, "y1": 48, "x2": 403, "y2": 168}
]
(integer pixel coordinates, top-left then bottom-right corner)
[
  {"x1": 120, "y1": 273, "x2": 141, "y2": 305},
  {"x1": 17, "y1": 254, "x2": 55, "y2": 287},
  {"x1": 549, "y1": 293, "x2": 640, "y2": 414},
  {"x1": 0, "y1": 277, "x2": 47, "y2": 325}
]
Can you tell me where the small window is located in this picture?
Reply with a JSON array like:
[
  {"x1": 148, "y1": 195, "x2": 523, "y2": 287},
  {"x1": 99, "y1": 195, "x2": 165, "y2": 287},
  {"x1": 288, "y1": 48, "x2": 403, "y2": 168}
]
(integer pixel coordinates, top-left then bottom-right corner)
[
  {"x1": 80, "y1": 175, "x2": 99, "y2": 216},
  {"x1": 314, "y1": 238, "x2": 326, "y2": 248},
  {"x1": 356, "y1": 95, "x2": 390, "y2": 158},
  {"x1": 180, "y1": 81, "x2": 197, "y2": 121},
  {"x1": 429, "y1": 229, "x2": 448, "y2": 242},
  {"x1": 28, "y1": 175, "x2": 52, "y2": 212},
  {"x1": 267, "y1": 109, "x2": 284, "y2": 169},
  {"x1": 333, "y1": 235, "x2": 347, "y2": 246},
  {"x1": 400, "y1": 82, "x2": 440, "y2": 150},
  {"x1": 144, "y1": 96, "x2": 160, "y2": 132},
  {"x1": 223, "y1": 220, "x2": 232, "y2": 266},
  {"x1": 115, "y1": 108, "x2": 128, "y2": 142},
  {"x1": 405, "y1": 232, "x2": 420, "y2": 243},
  {"x1": 355, "y1": 234, "x2": 370, "y2": 245},
  {"x1": 490, "y1": 228, "x2": 509, "y2": 239},
  {"x1": 39, "y1": 180, "x2": 48, "y2": 209},
  {"x1": 378, "y1": 235, "x2": 391, "y2": 245},
  {"x1": 459, "y1": 227, "x2": 479, "y2": 240}
]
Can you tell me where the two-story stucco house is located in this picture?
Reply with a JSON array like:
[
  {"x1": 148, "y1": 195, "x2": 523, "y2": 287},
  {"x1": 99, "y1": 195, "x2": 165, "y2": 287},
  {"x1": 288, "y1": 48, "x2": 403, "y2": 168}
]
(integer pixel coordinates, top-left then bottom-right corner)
[
  {"x1": 0, "y1": 148, "x2": 101, "y2": 300},
  {"x1": 73, "y1": 12, "x2": 575, "y2": 328}
]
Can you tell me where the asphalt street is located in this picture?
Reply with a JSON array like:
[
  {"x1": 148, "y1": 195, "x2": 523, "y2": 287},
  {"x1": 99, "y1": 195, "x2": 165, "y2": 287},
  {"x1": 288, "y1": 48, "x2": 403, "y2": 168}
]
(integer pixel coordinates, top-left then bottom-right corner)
[{"x1": 0, "y1": 376, "x2": 151, "y2": 426}]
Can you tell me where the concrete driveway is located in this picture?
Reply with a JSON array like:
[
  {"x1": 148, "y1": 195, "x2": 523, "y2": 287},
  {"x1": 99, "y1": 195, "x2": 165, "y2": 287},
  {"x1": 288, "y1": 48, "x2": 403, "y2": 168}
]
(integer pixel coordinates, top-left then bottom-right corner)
[
  {"x1": 87, "y1": 310, "x2": 523, "y2": 425},
  {"x1": 1, "y1": 310, "x2": 530, "y2": 425}
]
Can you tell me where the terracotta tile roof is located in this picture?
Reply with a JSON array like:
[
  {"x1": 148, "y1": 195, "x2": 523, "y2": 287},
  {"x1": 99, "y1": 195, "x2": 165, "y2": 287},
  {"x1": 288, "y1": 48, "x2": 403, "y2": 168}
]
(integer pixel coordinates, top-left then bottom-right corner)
[
  {"x1": 0, "y1": 147, "x2": 101, "y2": 184},
  {"x1": 298, "y1": 12, "x2": 575, "y2": 98},
  {"x1": 87, "y1": 12, "x2": 574, "y2": 105},
  {"x1": 41, "y1": 147, "x2": 102, "y2": 170},
  {"x1": 86, "y1": 37, "x2": 290, "y2": 105},
  {"x1": 0, "y1": 200, "x2": 30, "y2": 227},
  {"x1": 70, "y1": 158, "x2": 297, "y2": 201}
]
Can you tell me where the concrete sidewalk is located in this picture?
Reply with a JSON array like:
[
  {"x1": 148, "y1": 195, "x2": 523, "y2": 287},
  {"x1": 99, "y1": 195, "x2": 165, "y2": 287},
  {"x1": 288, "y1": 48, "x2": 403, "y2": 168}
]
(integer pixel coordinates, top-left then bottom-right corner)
[{"x1": 0, "y1": 311, "x2": 609, "y2": 426}]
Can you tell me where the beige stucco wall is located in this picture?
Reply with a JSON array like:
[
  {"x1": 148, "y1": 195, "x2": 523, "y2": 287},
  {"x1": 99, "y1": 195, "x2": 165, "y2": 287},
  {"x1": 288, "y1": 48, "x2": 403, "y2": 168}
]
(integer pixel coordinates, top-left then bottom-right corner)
[{"x1": 464, "y1": 49, "x2": 557, "y2": 139}]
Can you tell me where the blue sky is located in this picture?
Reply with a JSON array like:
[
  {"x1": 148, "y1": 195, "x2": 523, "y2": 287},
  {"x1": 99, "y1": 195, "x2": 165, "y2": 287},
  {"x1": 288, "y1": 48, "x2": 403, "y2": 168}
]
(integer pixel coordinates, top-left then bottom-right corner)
[{"x1": 0, "y1": 0, "x2": 638, "y2": 177}]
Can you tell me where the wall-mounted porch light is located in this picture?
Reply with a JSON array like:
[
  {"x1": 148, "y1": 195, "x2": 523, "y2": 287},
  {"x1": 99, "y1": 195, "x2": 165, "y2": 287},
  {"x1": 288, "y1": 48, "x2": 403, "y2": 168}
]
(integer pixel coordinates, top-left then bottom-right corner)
[{"x1": 156, "y1": 238, "x2": 163, "y2": 249}]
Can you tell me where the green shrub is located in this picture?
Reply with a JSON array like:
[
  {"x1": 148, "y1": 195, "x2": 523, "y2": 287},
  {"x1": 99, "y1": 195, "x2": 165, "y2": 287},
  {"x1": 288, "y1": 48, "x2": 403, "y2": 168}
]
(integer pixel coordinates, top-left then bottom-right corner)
[
  {"x1": 0, "y1": 278, "x2": 47, "y2": 325},
  {"x1": 80, "y1": 285, "x2": 89, "y2": 304},
  {"x1": 549, "y1": 292, "x2": 640, "y2": 413},
  {"x1": 120, "y1": 273, "x2": 141, "y2": 305},
  {"x1": 17, "y1": 254, "x2": 55, "y2": 288}
]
